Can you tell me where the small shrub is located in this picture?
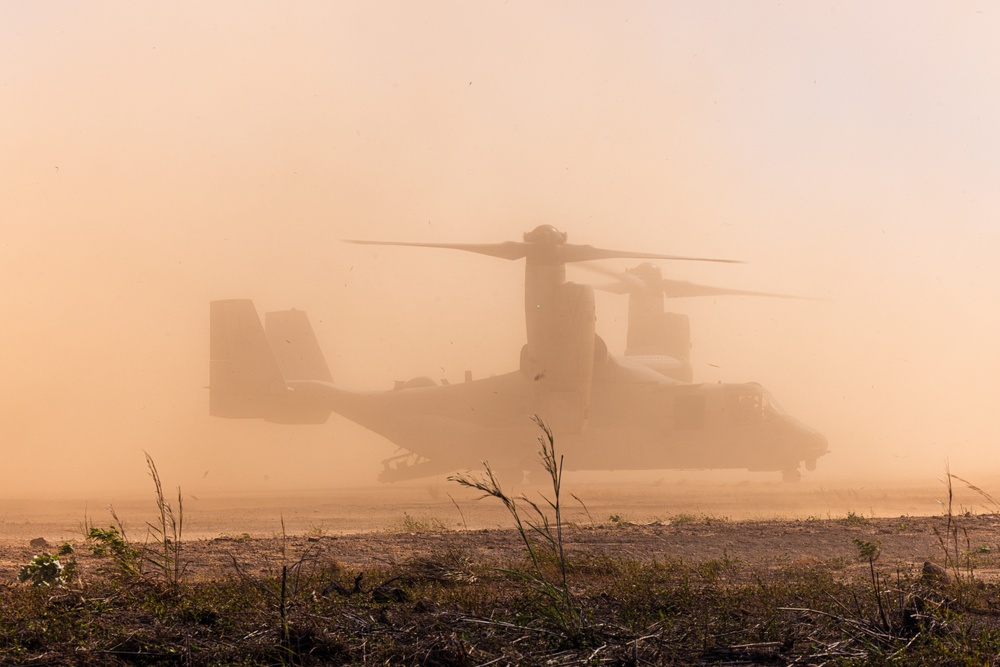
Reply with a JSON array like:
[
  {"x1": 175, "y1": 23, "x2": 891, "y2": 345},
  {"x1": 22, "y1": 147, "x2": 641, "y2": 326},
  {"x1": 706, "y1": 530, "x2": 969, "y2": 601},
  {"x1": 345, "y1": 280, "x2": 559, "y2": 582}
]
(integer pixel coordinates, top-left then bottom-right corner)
[
  {"x1": 88, "y1": 525, "x2": 142, "y2": 577},
  {"x1": 843, "y1": 511, "x2": 869, "y2": 526},
  {"x1": 399, "y1": 512, "x2": 446, "y2": 533},
  {"x1": 18, "y1": 544, "x2": 76, "y2": 588}
]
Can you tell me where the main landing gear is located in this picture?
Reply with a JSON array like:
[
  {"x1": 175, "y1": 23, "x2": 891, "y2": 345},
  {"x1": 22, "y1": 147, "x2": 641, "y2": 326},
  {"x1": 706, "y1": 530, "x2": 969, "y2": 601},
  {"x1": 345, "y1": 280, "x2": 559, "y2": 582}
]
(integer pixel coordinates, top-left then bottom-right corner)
[{"x1": 781, "y1": 468, "x2": 802, "y2": 483}]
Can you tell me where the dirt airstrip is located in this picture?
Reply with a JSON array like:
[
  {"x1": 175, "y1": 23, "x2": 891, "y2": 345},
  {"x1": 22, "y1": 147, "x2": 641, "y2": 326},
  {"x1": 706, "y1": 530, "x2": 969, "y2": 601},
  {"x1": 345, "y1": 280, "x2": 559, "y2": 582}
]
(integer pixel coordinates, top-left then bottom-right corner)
[{"x1": 3, "y1": 474, "x2": 1000, "y2": 580}]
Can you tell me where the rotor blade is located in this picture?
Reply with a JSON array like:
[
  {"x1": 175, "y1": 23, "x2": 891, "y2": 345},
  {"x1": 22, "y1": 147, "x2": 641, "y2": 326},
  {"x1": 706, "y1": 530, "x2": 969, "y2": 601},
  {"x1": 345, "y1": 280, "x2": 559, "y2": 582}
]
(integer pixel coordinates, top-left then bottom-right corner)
[
  {"x1": 591, "y1": 281, "x2": 635, "y2": 295},
  {"x1": 592, "y1": 277, "x2": 802, "y2": 299},
  {"x1": 580, "y1": 263, "x2": 647, "y2": 294},
  {"x1": 344, "y1": 239, "x2": 528, "y2": 261},
  {"x1": 345, "y1": 237, "x2": 741, "y2": 264},
  {"x1": 561, "y1": 243, "x2": 741, "y2": 264},
  {"x1": 658, "y1": 279, "x2": 800, "y2": 299},
  {"x1": 576, "y1": 262, "x2": 801, "y2": 299}
]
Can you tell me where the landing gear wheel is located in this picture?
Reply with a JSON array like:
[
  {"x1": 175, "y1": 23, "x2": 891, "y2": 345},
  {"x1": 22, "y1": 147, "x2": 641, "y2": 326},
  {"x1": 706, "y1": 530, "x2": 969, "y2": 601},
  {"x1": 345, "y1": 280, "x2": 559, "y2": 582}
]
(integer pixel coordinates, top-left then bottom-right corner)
[{"x1": 781, "y1": 468, "x2": 802, "y2": 483}]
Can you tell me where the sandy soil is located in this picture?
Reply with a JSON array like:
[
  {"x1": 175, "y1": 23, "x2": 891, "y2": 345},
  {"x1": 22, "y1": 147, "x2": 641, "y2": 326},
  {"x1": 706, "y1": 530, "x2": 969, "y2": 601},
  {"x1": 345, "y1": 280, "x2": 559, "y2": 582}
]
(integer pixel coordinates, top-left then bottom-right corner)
[
  {"x1": 4, "y1": 475, "x2": 1000, "y2": 582},
  {"x1": 1, "y1": 473, "x2": 986, "y2": 542}
]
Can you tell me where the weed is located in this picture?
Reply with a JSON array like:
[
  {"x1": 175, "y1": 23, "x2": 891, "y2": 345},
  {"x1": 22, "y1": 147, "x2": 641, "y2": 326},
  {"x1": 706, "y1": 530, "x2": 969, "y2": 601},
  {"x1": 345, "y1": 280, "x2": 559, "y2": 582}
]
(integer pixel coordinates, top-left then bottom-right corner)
[
  {"x1": 843, "y1": 510, "x2": 870, "y2": 526},
  {"x1": 932, "y1": 464, "x2": 1000, "y2": 608},
  {"x1": 228, "y1": 516, "x2": 346, "y2": 663},
  {"x1": 144, "y1": 452, "x2": 185, "y2": 587},
  {"x1": 446, "y1": 492, "x2": 468, "y2": 530},
  {"x1": 571, "y1": 493, "x2": 594, "y2": 526},
  {"x1": 853, "y1": 538, "x2": 892, "y2": 631},
  {"x1": 87, "y1": 523, "x2": 142, "y2": 577},
  {"x1": 399, "y1": 512, "x2": 447, "y2": 533},
  {"x1": 17, "y1": 544, "x2": 76, "y2": 588},
  {"x1": 450, "y1": 415, "x2": 584, "y2": 640},
  {"x1": 84, "y1": 454, "x2": 184, "y2": 586}
]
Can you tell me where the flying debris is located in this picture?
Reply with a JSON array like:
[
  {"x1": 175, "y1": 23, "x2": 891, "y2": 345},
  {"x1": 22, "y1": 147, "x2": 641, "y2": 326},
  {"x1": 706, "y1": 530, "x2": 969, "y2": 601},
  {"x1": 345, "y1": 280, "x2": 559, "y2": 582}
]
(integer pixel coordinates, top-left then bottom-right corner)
[{"x1": 209, "y1": 226, "x2": 827, "y2": 483}]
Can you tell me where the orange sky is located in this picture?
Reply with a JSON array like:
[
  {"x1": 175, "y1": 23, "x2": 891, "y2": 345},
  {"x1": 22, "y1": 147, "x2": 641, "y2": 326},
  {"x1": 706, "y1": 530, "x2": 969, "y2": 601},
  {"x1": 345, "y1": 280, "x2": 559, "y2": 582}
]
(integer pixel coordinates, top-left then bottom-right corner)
[{"x1": 2, "y1": 2, "x2": 999, "y2": 498}]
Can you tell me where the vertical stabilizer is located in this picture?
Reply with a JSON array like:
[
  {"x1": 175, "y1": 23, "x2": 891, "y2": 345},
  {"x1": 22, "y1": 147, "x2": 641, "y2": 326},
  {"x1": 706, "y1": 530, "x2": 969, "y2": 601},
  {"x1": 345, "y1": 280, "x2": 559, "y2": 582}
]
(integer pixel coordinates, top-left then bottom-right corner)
[
  {"x1": 265, "y1": 310, "x2": 333, "y2": 382},
  {"x1": 210, "y1": 300, "x2": 288, "y2": 418}
]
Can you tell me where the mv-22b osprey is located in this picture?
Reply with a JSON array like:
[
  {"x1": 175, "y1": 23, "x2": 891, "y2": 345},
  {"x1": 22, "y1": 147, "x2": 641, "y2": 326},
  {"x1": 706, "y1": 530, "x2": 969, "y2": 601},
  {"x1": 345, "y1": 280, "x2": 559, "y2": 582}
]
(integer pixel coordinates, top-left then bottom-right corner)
[{"x1": 210, "y1": 226, "x2": 827, "y2": 483}]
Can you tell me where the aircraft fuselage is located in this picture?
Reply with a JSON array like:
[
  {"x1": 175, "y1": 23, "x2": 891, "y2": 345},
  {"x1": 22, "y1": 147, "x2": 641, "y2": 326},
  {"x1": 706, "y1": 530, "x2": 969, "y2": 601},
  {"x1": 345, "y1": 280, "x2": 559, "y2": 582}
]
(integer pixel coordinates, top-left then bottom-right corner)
[{"x1": 283, "y1": 363, "x2": 827, "y2": 482}]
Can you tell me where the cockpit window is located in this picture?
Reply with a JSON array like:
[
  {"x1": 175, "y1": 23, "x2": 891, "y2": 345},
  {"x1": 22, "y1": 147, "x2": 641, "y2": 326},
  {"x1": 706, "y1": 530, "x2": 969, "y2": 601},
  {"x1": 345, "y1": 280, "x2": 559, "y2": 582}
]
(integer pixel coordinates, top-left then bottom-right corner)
[
  {"x1": 760, "y1": 389, "x2": 785, "y2": 416},
  {"x1": 727, "y1": 388, "x2": 765, "y2": 423}
]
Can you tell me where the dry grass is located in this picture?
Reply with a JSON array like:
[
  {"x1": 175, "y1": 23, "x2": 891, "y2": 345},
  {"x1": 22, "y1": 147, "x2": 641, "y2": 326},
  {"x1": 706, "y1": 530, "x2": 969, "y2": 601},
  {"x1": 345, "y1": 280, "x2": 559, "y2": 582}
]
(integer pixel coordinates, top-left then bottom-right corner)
[{"x1": 5, "y1": 531, "x2": 1000, "y2": 665}]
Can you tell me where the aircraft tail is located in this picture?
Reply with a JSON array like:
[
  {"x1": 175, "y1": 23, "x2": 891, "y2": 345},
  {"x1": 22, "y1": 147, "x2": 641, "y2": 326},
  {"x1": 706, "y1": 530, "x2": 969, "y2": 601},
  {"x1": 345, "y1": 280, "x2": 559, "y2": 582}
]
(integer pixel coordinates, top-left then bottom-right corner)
[
  {"x1": 209, "y1": 300, "x2": 331, "y2": 423},
  {"x1": 265, "y1": 309, "x2": 333, "y2": 383}
]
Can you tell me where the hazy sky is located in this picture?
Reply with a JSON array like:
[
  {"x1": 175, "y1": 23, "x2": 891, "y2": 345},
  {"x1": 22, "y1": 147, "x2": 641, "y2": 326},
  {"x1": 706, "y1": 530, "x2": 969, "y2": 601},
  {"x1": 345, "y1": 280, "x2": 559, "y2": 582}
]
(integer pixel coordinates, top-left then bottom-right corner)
[{"x1": 2, "y1": 2, "x2": 998, "y2": 497}]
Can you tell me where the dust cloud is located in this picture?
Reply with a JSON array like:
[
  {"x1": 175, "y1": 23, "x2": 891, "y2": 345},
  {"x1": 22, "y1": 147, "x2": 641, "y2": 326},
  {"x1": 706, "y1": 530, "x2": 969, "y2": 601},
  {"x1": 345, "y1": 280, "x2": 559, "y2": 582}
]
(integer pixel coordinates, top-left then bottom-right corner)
[{"x1": 2, "y1": 3, "x2": 999, "y2": 518}]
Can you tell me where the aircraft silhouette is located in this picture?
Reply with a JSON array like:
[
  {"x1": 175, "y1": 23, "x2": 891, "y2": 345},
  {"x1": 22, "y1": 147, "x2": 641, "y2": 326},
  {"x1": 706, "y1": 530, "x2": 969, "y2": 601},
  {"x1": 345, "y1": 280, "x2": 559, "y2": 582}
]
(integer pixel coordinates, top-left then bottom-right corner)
[{"x1": 210, "y1": 225, "x2": 827, "y2": 483}]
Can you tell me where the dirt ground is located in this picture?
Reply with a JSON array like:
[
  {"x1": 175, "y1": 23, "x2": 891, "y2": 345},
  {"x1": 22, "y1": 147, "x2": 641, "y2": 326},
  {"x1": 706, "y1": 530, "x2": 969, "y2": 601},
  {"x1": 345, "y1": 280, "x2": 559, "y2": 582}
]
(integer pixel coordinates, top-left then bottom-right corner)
[{"x1": 4, "y1": 474, "x2": 1000, "y2": 581}]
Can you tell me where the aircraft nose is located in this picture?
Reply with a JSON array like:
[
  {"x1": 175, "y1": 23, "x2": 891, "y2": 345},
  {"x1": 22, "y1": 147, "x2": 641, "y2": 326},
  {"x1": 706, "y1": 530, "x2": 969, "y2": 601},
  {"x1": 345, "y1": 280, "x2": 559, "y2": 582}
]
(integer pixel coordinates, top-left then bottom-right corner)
[
  {"x1": 799, "y1": 427, "x2": 828, "y2": 467},
  {"x1": 786, "y1": 420, "x2": 827, "y2": 455},
  {"x1": 812, "y1": 430, "x2": 829, "y2": 455}
]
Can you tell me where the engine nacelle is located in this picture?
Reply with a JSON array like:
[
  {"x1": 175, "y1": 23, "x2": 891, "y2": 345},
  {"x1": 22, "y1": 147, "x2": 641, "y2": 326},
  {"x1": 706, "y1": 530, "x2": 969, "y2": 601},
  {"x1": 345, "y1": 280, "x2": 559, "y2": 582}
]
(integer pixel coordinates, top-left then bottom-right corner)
[
  {"x1": 521, "y1": 282, "x2": 595, "y2": 434},
  {"x1": 657, "y1": 312, "x2": 692, "y2": 363},
  {"x1": 625, "y1": 297, "x2": 692, "y2": 381}
]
